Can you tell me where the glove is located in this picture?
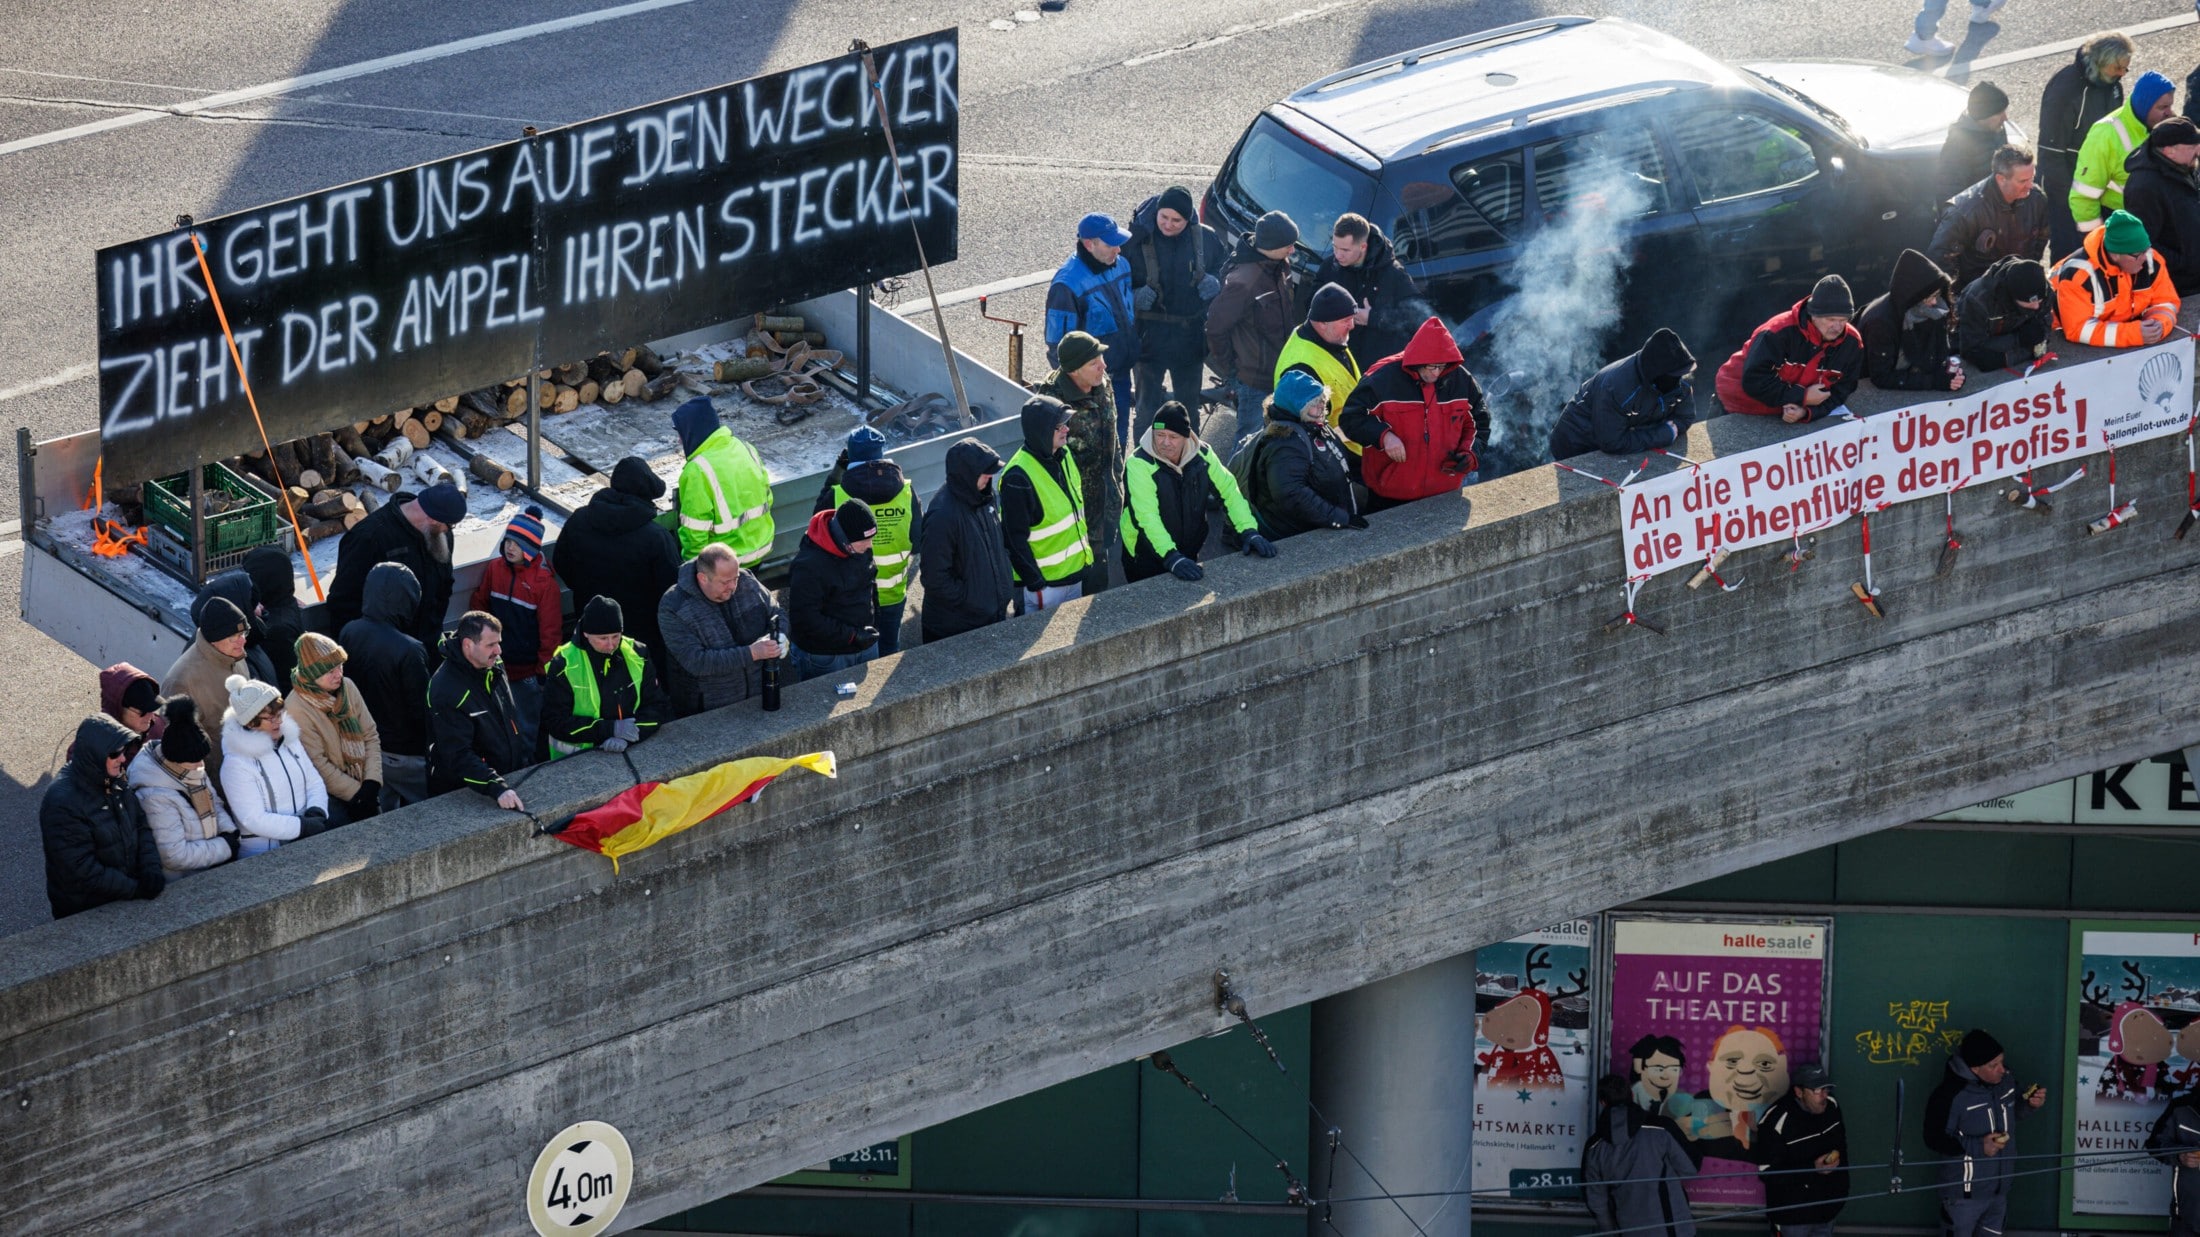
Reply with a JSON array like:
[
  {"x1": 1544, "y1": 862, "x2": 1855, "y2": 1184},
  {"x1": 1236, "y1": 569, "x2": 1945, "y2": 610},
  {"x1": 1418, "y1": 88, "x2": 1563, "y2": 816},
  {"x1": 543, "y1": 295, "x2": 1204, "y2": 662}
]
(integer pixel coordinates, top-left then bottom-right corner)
[
  {"x1": 358, "y1": 780, "x2": 381, "y2": 808},
  {"x1": 1166, "y1": 552, "x2": 1205, "y2": 581},
  {"x1": 136, "y1": 870, "x2": 164, "y2": 900},
  {"x1": 601, "y1": 737, "x2": 631, "y2": 754},
  {"x1": 1241, "y1": 532, "x2": 1277, "y2": 558},
  {"x1": 1344, "y1": 514, "x2": 1370, "y2": 530},
  {"x1": 298, "y1": 807, "x2": 329, "y2": 837},
  {"x1": 854, "y1": 626, "x2": 880, "y2": 650},
  {"x1": 348, "y1": 790, "x2": 381, "y2": 821},
  {"x1": 612, "y1": 717, "x2": 642, "y2": 743},
  {"x1": 222, "y1": 831, "x2": 242, "y2": 861},
  {"x1": 1443, "y1": 450, "x2": 1472, "y2": 474},
  {"x1": 1198, "y1": 273, "x2": 1221, "y2": 302},
  {"x1": 1133, "y1": 285, "x2": 1159, "y2": 313},
  {"x1": 1665, "y1": 421, "x2": 1681, "y2": 445}
]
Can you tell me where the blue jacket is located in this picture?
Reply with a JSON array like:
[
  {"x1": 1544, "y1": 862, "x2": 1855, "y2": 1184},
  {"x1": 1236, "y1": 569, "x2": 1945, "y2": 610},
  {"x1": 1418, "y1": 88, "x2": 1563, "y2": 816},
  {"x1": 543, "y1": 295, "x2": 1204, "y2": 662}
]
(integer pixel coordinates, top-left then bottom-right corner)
[{"x1": 1045, "y1": 249, "x2": 1139, "y2": 365}]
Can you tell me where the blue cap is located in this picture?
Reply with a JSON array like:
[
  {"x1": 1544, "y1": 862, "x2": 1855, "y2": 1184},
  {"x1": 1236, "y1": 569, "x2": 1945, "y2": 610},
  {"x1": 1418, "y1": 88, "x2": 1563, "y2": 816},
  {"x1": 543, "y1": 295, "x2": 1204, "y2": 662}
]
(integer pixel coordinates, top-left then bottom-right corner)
[
  {"x1": 1077, "y1": 212, "x2": 1133, "y2": 246},
  {"x1": 1274, "y1": 368, "x2": 1328, "y2": 418},
  {"x1": 2132, "y1": 72, "x2": 2177, "y2": 121},
  {"x1": 845, "y1": 425, "x2": 887, "y2": 463}
]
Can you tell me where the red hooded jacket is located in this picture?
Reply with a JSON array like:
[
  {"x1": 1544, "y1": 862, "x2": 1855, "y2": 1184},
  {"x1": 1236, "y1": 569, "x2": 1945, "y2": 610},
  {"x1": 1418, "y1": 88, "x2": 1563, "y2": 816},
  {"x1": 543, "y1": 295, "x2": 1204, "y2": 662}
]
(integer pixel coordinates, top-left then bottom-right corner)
[{"x1": 1338, "y1": 317, "x2": 1485, "y2": 502}]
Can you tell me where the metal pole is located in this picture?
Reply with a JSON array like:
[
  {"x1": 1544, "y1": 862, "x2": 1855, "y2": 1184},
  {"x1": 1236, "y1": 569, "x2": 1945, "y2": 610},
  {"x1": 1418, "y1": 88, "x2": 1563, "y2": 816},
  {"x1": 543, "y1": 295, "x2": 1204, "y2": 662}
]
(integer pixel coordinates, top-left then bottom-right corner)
[
  {"x1": 15, "y1": 428, "x2": 35, "y2": 541},
  {"x1": 523, "y1": 125, "x2": 545, "y2": 495},
  {"x1": 855, "y1": 284, "x2": 873, "y2": 405},
  {"x1": 187, "y1": 451, "x2": 207, "y2": 588}
]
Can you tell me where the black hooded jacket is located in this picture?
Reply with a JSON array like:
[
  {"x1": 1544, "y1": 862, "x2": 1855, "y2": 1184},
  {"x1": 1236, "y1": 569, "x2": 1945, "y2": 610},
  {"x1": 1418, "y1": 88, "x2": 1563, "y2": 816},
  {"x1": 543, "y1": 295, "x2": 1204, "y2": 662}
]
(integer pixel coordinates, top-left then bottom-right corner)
[
  {"x1": 921, "y1": 440, "x2": 1016, "y2": 640},
  {"x1": 42, "y1": 715, "x2": 161, "y2": 918},
  {"x1": 338, "y1": 563, "x2": 432, "y2": 757},
  {"x1": 552, "y1": 485, "x2": 681, "y2": 659},
  {"x1": 1548, "y1": 329, "x2": 1698, "y2": 459},
  {"x1": 1937, "y1": 115, "x2": 2008, "y2": 204},
  {"x1": 242, "y1": 546, "x2": 305, "y2": 692},
  {"x1": 1861, "y1": 249, "x2": 1959, "y2": 392},
  {"x1": 997, "y1": 402, "x2": 1086, "y2": 590},
  {"x1": 1251, "y1": 400, "x2": 1356, "y2": 539},
  {"x1": 787, "y1": 511, "x2": 877, "y2": 655},
  {"x1": 2039, "y1": 51, "x2": 2124, "y2": 175},
  {"x1": 2122, "y1": 144, "x2": 2200, "y2": 293},
  {"x1": 191, "y1": 569, "x2": 279, "y2": 688},
  {"x1": 325, "y1": 491, "x2": 454, "y2": 646},
  {"x1": 1123, "y1": 189, "x2": 1229, "y2": 365},
  {"x1": 1310, "y1": 224, "x2": 1424, "y2": 364},
  {"x1": 427, "y1": 632, "x2": 529, "y2": 797},
  {"x1": 1956, "y1": 257, "x2": 2054, "y2": 370}
]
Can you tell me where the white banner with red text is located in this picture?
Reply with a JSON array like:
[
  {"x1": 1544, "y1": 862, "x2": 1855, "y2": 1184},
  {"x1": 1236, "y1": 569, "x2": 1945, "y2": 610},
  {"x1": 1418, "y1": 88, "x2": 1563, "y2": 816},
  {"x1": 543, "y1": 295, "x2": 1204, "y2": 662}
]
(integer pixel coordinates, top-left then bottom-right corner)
[{"x1": 1620, "y1": 339, "x2": 2194, "y2": 578}]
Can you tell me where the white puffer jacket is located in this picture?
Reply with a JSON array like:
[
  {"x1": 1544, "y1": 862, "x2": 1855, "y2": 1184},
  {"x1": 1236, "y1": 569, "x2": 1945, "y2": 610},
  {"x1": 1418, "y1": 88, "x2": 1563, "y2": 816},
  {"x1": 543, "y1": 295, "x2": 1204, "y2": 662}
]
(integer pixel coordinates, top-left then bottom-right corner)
[
  {"x1": 220, "y1": 711, "x2": 328, "y2": 842},
  {"x1": 126, "y1": 742, "x2": 238, "y2": 875}
]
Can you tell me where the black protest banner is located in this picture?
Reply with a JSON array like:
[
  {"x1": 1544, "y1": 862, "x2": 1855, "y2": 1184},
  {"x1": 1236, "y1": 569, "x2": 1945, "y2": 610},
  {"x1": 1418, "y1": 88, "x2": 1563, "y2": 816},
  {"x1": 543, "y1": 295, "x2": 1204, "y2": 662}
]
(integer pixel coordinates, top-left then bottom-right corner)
[{"x1": 94, "y1": 30, "x2": 958, "y2": 484}]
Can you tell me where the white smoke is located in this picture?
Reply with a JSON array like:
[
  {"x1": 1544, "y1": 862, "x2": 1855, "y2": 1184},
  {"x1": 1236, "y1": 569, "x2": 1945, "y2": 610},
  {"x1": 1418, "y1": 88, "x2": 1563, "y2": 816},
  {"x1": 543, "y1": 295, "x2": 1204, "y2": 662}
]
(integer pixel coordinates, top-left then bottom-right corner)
[{"x1": 1467, "y1": 158, "x2": 1650, "y2": 474}]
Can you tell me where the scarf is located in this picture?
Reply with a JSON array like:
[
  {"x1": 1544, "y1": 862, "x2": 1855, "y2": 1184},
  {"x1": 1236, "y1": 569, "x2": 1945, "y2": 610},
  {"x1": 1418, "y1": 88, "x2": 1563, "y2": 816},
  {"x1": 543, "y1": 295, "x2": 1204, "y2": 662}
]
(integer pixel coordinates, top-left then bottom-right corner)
[
  {"x1": 295, "y1": 678, "x2": 370, "y2": 782},
  {"x1": 163, "y1": 757, "x2": 220, "y2": 840}
]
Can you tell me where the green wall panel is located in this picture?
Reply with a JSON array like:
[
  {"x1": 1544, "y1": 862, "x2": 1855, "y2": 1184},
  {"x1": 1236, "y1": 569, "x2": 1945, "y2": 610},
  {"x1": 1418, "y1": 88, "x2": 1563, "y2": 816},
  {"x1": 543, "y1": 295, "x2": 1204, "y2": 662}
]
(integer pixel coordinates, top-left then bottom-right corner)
[
  {"x1": 1835, "y1": 831, "x2": 2072, "y2": 907},
  {"x1": 1659, "y1": 846, "x2": 1836, "y2": 904},
  {"x1": 912, "y1": 1062, "x2": 1140, "y2": 1237},
  {"x1": 2068, "y1": 836, "x2": 2200, "y2": 912},
  {"x1": 1137, "y1": 1008, "x2": 1311, "y2": 1237}
]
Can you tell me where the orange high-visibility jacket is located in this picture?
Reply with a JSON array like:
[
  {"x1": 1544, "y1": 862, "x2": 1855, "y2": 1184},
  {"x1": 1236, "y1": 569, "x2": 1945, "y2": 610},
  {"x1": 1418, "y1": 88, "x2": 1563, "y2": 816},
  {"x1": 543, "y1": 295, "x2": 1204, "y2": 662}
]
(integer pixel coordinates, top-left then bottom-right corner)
[{"x1": 2054, "y1": 228, "x2": 2181, "y2": 348}]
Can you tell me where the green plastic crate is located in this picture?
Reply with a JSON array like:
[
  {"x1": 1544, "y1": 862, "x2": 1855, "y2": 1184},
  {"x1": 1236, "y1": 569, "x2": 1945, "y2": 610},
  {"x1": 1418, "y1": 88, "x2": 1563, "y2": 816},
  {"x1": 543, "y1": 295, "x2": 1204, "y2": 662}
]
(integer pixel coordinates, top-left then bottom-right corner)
[{"x1": 144, "y1": 462, "x2": 279, "y2": 558}]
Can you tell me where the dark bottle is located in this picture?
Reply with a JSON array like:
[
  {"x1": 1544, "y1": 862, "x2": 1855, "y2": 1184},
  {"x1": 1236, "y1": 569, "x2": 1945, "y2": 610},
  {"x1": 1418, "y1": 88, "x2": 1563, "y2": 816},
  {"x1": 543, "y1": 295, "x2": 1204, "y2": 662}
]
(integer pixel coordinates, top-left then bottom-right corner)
[{"x1": 761, "y1": 616, "x2": 783, "y2": 712}]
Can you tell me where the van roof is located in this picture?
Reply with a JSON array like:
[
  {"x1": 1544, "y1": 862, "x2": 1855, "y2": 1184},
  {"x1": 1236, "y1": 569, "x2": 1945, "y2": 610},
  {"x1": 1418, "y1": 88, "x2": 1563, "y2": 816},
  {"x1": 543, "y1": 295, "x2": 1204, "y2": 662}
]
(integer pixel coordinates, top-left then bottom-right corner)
[{"x1": 1282, "y1": 16, "x2": 1740, "y2": 162}]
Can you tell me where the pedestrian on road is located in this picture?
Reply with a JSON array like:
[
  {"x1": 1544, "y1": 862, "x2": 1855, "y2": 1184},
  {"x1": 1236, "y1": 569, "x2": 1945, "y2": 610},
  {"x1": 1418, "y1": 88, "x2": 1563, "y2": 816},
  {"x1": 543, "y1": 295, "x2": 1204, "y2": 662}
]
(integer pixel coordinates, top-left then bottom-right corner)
[
  {"x1": 337, "y1": 563, "x2": 433, "y2": 808},
  {"x1": 2054, "y1": 209, "x2": 2182, "y2": 347},
  {"x1": 1756, "y1": 1062, "x2": 1850, "y2": 1237},
  {"x1": 220, "y1": 676, "x2": 329, "y2": 852},
  {"x1": 787, "y1": 499, "x2": 881, "y2": 681},
  {"x1": 541, "y1": 596, "x2": 669, "y2": 761},
  {"x1": 1924, "y1": 1030, "x2": 2046, "y2": 1237},
  {"x1": 1310, "y1": 212, "x2": 1425, "y2": 369},
  {"x1": 1206, "y1": 211, "x2": 1301, "y2": 454},
  {"x1": 999, "y1": 396, "x2": 1094, "y2": 612},
  {"x1": 1045, "y1": 212, "x2": 1141, "y2": 440},
  {"x1": 324, "y1": 484, "x2": 461, "y2": 647},
  {"x1": 1929, "y1": 144, "x2": 2050, "y2": 291},
  {"x1": 1715, "y1": 275, "x2": 1865, "y2": 423},
  {"x1": 161, "y1": 595, "x2": 252, "y2": 790},
  {"x1": 1035, "y1": 332, "x2": 1123, "y2": 593},
  {"x1": 1938, "y1": 81, "x2": 2012, "y2": 203},
  {"x1": 1582, "y1": 1072, "x2": 1698, "y2": 1237},
  {"x1": 43, "y1": 714, "x2": 162, "y2": 919},
  {"x1": 469, "y1": 505, "x2": 560, "y2": 758},
  {"x1": 918, "y1": 439, "x2": 1017, "y2": 644},
  {"x1": 1120, "y1": 401, "x2": 1271, "y2": 583},
  {"x1": 2120, "y1": 116, "x2": 2200, "y2": 292},
  {"x1": 126, "y1": 697, "x2": 239, "y2": 878},
  {"x1": 553, "y1": 455, "x2": 681, "y2": 663},
  {"x1": 99, "y1": 662, "x2": 167, "y2": 741},
  {"x1": 1957, "y1": 257, "x2": 2054, "y2": 371},
  {"x1": 2040, "y1": 33, "x2": 2135, "y2": 259},
  {"x1": 673, "y1": 396, "x2": 773, "y2": 564},
  {"x1": 2073, "y1": 71, "x2": 2177, "y2": 236},
  {"x1": 1274, "y1": 282, "x2": 1363, "y2": 442},
  {"x1": 657, "y1": 544, "x2": 784, "y2": 717},
  {"x1": 242, "y1": 544, "x2": 305, "y2": 693},
  {"x1": 1907, "y1": 0, "x2": 2007, "y2": 59},
  {"x1": 1860, "y1": 249, "x2": 1964, "y2": 392},
  {"x1": 819, "y1": 427, "x2": 921, "y2": 655},
  {"x1": 1338, "y1": 316, "x2": 1483, "y2": 510},
  {"x1": 1248, "y1": 369, "x2": 1361, "y2": 540},
  {"x1": 1549, "y1": 329, "x2": 1698, "y2": 460},
  {"x1": 2146, "y1": 1080, "x2": 2200, "y2": 1237},
  {"x1": 427, "y1": 612, "x2": 530, "y2": 810},
  {"x1": 286, "y1": 633, "x2": 383, "y2": 826},
  {"x1": 1124, "y1": 185, "x2": 1228, "y2": 426}
]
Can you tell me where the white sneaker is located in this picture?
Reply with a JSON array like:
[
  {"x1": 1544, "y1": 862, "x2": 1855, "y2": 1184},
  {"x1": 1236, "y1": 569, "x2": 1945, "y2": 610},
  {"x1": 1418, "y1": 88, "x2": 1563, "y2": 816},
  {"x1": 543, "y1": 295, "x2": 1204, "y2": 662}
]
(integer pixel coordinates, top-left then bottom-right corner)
[
  {"x1": 1906, "y1": 33, "x2": 1956, "y2": 56},
  {"x1": 1970, "y1": 0, "x2": 2009, "y2": 21}
]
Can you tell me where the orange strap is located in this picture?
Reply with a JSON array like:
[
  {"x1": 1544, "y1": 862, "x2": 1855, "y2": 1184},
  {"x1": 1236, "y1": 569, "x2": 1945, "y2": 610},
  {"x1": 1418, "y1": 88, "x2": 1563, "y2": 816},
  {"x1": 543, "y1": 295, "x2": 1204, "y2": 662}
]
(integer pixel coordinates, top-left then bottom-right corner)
[{"x1": 185, "y1": 232, "x2": 325, "y2": 600}]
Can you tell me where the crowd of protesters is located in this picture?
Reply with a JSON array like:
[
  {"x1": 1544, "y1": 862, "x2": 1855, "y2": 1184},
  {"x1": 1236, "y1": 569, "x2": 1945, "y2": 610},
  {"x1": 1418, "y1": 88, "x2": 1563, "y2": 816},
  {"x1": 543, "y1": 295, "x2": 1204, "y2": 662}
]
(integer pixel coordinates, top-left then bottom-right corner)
[{"x1": 40, "y1": 26, "x2": 2197, "y2": 923}]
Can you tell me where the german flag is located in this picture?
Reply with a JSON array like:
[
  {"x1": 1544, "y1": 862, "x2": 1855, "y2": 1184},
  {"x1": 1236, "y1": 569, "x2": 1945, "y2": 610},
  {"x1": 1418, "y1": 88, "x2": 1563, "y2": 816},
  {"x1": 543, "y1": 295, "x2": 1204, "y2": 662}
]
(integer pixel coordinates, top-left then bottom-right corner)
[{"x1": 550, "y1": 751, "x2": 836, "y2": 869}]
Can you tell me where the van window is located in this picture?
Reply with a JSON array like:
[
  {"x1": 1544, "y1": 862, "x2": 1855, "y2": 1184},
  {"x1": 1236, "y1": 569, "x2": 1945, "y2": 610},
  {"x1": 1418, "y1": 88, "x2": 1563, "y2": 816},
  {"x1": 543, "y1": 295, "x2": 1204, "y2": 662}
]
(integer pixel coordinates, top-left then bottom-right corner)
[
  {"x1": 1531, "y1": 124, "x2": 1672, "y2": 219},
  {"x1": 1393, "y1": 149, "x2": 1524, "y2": 262},
  {"x1": 1668, "y1": 110, "x2": 1818, "y2": 204},
  {"x1": 1218, "y1": 116, "x2": 1373, "y2": 246}
]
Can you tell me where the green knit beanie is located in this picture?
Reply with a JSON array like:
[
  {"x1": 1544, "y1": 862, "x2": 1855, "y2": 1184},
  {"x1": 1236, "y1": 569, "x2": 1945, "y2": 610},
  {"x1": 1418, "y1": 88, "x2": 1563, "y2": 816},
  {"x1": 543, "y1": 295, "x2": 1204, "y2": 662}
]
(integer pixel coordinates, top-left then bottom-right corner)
[{"x1": 2102, "y1": 210, "x2": 2151, "y2": 256}]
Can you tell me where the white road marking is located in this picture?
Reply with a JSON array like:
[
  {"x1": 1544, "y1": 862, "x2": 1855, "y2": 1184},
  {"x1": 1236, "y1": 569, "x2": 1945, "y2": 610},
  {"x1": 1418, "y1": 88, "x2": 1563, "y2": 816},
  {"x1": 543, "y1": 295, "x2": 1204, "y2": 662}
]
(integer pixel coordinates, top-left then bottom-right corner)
[
  {"x1": 0, "y1": 0, "x2": 707, "y2": 158},
  {"x1": 1943, "y1": 12, "x2": 2198, "y2": 76},
  {"x1": 0, "y1": 362, "x2": 94, "y2": 405}
]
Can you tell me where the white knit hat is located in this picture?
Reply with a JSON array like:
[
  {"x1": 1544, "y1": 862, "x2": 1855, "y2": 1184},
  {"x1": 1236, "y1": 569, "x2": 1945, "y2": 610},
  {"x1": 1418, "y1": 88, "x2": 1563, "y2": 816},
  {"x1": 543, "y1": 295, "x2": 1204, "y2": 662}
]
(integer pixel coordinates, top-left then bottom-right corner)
[{"x1": 224, "y1": 674, "x2": 282, "y2": 726}]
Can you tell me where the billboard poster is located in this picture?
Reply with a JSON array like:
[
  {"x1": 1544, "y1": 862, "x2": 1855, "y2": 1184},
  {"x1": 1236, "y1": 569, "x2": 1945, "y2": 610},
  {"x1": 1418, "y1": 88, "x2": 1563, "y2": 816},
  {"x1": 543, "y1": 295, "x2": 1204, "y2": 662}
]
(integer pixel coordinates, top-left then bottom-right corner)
[
  {"x1": 1472, "y1": 919, "x2": 1598, "y2": 1207},
  {"x1": 2062, "y1": 923, "x2": 2200, "y2": 1227},
  {"x1": 1607, "y1": 916, "x2": 1831, "y2": 1208}
]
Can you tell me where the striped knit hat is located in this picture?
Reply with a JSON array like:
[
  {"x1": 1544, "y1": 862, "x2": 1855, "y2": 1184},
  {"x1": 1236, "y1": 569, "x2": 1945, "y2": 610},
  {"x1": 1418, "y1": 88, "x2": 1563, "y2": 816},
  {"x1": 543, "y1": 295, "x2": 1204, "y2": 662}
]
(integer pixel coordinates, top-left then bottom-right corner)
[
  {"x1": 503, "y1": 505, "x2": 546, "y2": 560},
  {"x1": 294, "y1": 631, "x2": 347, "y2": 685}
]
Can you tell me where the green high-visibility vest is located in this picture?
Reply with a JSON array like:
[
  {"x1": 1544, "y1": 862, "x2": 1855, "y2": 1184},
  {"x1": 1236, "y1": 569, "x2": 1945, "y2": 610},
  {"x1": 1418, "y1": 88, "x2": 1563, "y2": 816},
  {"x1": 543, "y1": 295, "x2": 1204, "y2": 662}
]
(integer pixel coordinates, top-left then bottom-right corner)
[
  {"x1": 547, "y1": 638, "x2": 646, "y2": 760},
  {"x1": 832, "y1": 480, "x2": 917, "y2": 605},
  {"x1": 1273, "y1": 331, "x2": 1363, "y2": 452},
  {"x1": 678, "y1": 427, "x2": 774, "y2": 562},
  {"x1": 1002, "y1": 448, "x2": 1091, "y2": 584}
]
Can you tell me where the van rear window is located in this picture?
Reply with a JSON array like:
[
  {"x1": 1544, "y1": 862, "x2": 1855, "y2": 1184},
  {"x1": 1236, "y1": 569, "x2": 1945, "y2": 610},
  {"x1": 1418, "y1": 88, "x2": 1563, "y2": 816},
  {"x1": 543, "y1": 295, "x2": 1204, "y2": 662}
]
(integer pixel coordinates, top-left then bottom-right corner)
[{"x1": 1219, "y1": 116, "x2": 1373, "y2": 247}]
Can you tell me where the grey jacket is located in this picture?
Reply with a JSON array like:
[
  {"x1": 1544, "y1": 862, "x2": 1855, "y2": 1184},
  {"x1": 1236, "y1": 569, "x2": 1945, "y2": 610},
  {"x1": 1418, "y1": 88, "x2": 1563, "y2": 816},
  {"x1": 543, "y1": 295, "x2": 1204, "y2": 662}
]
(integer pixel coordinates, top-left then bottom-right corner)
[
  {"x1": 1583, "y1": 1104, "x2": 1698, "y2": 1237},
  {"x1": 126, "y1": 743, "x2": 237, "y2": 876},
  {"x1": 1922, "y1": 1054, "x2": 2034, "y2": 1198},
  {"x1": 656, "y1": 558, "x2": 783, "y2": 716}
]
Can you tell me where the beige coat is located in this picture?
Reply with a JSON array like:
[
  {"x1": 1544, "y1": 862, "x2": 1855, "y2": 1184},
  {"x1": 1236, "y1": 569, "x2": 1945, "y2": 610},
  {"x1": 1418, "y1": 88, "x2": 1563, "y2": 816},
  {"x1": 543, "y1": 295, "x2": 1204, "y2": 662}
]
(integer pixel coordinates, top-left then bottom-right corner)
[
  {"x1": 285, "y1": 680, "x2": 383, "y2": 801},
  {"x1": 161, "y1": 635, "x2": 244, "y2": 786}
]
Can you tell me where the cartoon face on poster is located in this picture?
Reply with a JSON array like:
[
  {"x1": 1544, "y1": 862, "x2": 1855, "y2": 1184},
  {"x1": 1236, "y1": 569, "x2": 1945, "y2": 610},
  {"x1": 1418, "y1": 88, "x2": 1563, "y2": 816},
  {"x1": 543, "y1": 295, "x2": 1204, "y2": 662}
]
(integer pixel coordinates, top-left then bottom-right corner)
[
  {"x1": 1473, "y1": 920, "x2": 1598, "y2": 1206},
  {"x1": 1607, "y1": 917, "x2": 1830, "y2": 1208},
  {"x1": 2064, "y1": 926, "x2": 2200, "y2": 1222}
]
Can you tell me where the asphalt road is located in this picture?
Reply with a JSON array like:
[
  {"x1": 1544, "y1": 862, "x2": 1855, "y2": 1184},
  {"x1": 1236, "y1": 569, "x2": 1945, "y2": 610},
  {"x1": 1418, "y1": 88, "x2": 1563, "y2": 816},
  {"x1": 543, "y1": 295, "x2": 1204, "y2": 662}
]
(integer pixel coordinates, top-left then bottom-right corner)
[{"x1": 0, "y1": 0, "x2": 2192, "y2": 934}]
